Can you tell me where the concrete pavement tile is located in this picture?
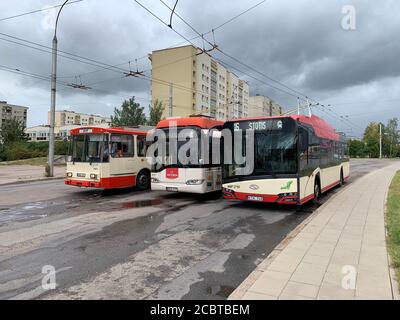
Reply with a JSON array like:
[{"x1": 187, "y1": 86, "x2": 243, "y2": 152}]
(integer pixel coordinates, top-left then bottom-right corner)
[
  {"x1": 291, "y1": 262, "x2": 327, "y2": 286},
  {"x1": 279, "y1": 294, "x2": 313, "y2": 300},
  {"x1": 355, "y1": 285, "x2": 393, "y2": 300},
  {"x1": 280, "y1": 281, "x2": 319, "y2": 299},
  {"x1": 307, "y1": 242, "x2": 336, "y2": 258},
  {"x1": 267, "y1": 259, "x2": 299, "y2": 274},
  {"x1": 248, "y1": 270, "x2": 291, "y2": 296},
  {"x1": 317, "y1": 282, "x2": 355, "y2": 300},
  {"x1": 242, "y1": 291, "x2": 278, "y2": 300},
  {"x1": 330, "y1": 248, "x2": 360, "y2": 266},
  {"x1": 302, "y1": 253, "x2": 331, "y2": 266}
]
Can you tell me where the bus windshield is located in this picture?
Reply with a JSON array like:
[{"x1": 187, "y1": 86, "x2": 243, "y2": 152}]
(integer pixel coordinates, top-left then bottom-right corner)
[
  {"x1": 224, "y1": 118, "x2": 298, "y2": 179},
  {"x1": 152, "y1": 126, "x2": 215, "y2": 172},
  {"x1": 69, "y1": 134, "x2": 109, "y2": 163}
]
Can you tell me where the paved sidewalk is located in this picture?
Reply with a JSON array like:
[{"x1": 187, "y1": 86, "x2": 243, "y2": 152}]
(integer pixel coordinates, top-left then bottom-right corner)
[
  {"x1": 230, "y1": 163, "x2": 400, "y2": 300},
  {"x1": 0, "y1": 165, "x2": 65, "y2": 185}
]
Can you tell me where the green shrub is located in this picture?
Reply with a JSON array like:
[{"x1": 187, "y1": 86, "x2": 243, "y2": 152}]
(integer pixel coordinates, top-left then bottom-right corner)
[
  {"x1": 3, "y1": 142, "x2": 45, "y2": 161},
  {"x1": 0, "y1": 140, "x2": 69, "y2": 162},
  {"x1": 55, "y1": 140, "x2": 69, "y2": 155}
]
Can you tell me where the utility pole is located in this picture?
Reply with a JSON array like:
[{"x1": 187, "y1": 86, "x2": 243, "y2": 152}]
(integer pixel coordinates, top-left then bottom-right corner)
[
  {"x1": 380, "y1": 123, "x2": 382, "y2": 159},
  {"x1": 169, "y1": 83, "x2": 173, "y2": 118},
  {"x1": 48, "y1": 0, "x2": 69, "y2": 177}
]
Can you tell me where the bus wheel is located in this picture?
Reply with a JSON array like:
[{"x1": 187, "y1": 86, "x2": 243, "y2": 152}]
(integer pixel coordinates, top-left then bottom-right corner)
[
  {"x1": 136, "y1": 170, "x2": 150, "y2": 191},
  {"x1": 313, "y1": 180, "x2": 321, "y2": 206},
  {"x1": 339, "y1": 169, "x2": 344, "y2": 187}
]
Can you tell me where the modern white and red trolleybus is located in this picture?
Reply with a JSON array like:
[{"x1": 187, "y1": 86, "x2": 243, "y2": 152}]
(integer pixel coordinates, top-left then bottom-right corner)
[
  {"x1": 150, "y1": 116, "x2": 224, "y2": 194},
  {"x1": 222, "y1": 115, "x2": 350, "y2": 205},
  {"x1": 65, "y1": 126, "x2": 151, "y2": 190}
]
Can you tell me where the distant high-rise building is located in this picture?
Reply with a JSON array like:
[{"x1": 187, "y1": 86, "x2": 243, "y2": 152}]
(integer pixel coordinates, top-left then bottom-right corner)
[
  {"x1": 248, "y1": 95, "x2": 283, "y2": 117},
  {"x1": 0, "y1": 101, "x2": 28, "y2": 128},
  {"x1": 49, "y1": 110, "x2": 111, "y2": 127},
  {"x1": 150, "y1": 45, "x2": 249, "y2": 121}
]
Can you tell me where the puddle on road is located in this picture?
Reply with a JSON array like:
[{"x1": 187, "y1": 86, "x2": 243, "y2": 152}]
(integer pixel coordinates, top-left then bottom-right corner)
[
  {"x1": 121, "y1": 199, "x2": 163, "y2": 209},
  {"x1": 206, "y1": 285, "x2": 235, "y2": 298},
  {"x1": 0, "y1": 198, "x2": 166, "y2": 225}
]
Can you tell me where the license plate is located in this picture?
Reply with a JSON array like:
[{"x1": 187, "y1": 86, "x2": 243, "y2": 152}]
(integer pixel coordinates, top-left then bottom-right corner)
[
  {"x1": 77, "y1": 173, "x2": 86, "y2": 178},
  {"x1": 247, "y1": 196, "x2": 263, "y2": 202},
  {"x1": 166, "y1": 187, "x2": 178, "y2": 192}
]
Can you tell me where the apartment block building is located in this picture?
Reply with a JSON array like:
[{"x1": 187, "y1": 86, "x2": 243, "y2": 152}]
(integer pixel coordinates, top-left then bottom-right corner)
[
  {"x1": 150, "y1": 45, "x2": 249, "y2": 121},
  {"x1": 26, "y1": 124, "x2": 111, "y2": 142},
  {"x1": 49, "y1": 110, "x2": 111, "y2": 127},
  {"x1": 248, "y1": 95, "x2": 283, "y2": 117},
  {"x1": 0, "y1": 101, "x2": 28, "y2": 128}
]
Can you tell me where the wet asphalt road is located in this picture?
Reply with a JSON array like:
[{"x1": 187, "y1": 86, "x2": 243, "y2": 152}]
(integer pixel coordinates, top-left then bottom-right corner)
[{"x1": 0, "y1": 159, "x2": 394, "y2": 300}]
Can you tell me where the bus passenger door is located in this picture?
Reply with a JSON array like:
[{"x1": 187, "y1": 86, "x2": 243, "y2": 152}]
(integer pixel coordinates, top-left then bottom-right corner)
[{"x1": 109, "y1": 134, "x2": 135, "y2": 177}]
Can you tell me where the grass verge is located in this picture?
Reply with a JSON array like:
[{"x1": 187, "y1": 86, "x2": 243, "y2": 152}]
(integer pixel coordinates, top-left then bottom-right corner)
[
  {"x1": 387, "y1": 170, "x2": 400, "y2": 291},
  {"x1": 0, "y1": 157, "x2": 66, "y2": 166},
  {"x1": 0, "y1": 157, "x2": 48, "y2": 166}
]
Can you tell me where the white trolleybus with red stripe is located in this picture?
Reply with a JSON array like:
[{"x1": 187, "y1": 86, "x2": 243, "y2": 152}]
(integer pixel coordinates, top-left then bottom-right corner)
[
  {"x1": 222, "y1": 114, "x2": 350, "y2": 205},
  {"x1": 150, "y1": 116, "x2": 224, "y2": 194},
  {"x1": 65, "y1": 127, "x2": 151, "y2": 190}
]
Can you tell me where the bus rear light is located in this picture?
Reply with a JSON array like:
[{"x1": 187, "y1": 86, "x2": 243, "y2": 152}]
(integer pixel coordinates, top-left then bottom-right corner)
[
  {"x1": 67, "y1": 172, "x2": 73, "y2": 178},
  {"x1": 186, "y1": 179, "x2": 205, "y2": 185}
]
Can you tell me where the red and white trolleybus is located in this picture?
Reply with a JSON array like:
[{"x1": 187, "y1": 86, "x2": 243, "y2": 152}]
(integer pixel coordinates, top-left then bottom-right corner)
[
  {"x1": 150, "y1": 116, "x2": 224, "y2": 194},
  {"x1": 222, "y1": 115, "x2": 350, "y2": 205},
  {"x1": 65, "y1": 126, "x2": 151, "y2": 190}
]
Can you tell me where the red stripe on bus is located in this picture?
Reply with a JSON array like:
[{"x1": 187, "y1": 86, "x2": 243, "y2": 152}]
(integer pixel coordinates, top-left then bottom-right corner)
[
  {"x1": 321, "y1": 180, "x2": 340, "y2": 193},
  {"x1": 300, "y1": 194, "x2": 315, "y2": 205},
  {"x1": 65, "y1": 175, "x2": 136, "y2": 189}
]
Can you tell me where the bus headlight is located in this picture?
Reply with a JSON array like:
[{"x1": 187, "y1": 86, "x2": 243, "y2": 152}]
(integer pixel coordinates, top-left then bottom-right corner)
[
  {"x1": 186, "y1": 179, "x2": 205, "y2": 185},
  {"x1": 67, "y1": 172, "x2": 73, "y2": 178},
  {"x1": 90, "y1": 174, "x2": 98, "y2": 180},
  {"x1": 151, "y1": 178, "x2": 160, "y2": 183}
]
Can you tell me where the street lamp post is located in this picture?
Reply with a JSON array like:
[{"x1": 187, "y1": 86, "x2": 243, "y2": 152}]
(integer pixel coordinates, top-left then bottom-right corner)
[{"x1": 48, "y1": 0, "x2": 69, "y2": 177}]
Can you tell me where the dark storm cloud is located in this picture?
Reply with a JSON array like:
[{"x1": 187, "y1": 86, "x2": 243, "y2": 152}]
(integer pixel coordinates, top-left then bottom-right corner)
[{"x1": 0, "y1": 0, "x2": 399, "y2": 134}]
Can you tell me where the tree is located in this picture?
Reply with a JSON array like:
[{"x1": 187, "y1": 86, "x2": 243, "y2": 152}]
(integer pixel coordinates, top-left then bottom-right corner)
[
  {"x1": 363, "y1": 122, "x2": 380, "y2": 158},
  {"x1": 385, "y1": 118, "x2": 399, "y2": 158},
  {"x1": 147, "y1": 99, "x2": 165, "y2": 126},
  {"x1": 0, "y1": 118, "x2": 27, "y2": 145},
  {"x1": 111, "y1": 97, "x2": 146, "y2": 127},
  {"x1": 348, "y1": 139, "x2": 366, "y2": 158}
]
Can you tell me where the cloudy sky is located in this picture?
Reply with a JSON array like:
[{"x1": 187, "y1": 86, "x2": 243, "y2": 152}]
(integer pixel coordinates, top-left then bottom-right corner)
[{"x1": 0, "y1": 0, "x2": 399, "y2": 137}]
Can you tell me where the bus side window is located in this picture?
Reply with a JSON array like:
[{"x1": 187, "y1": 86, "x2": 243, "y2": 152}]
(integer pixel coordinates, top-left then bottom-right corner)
[
  {"x1": 111, "y1": 134, "x2": 134, "y2": 158},
  {"x1": 299, "y1": 127, "x2": 309, "y2": 170}
]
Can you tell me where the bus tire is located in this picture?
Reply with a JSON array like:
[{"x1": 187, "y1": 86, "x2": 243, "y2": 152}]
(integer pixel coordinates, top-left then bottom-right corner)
[
  {"x1": 339, "y1": 168, "x2": 344, "y2": 187},
  {"x1": 313, "y1": 176, "x2": 321, "y2": 206},
  {"x1": 136, "y1": 170, "x2": 150, "y2": 191}
]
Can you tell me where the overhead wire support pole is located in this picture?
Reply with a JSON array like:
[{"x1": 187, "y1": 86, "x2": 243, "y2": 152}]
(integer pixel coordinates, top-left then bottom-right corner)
[
  {"x1": 169, "y1": 83, "x2": 173, "y2": 118},
  {"x1": 380, "y1": 123, "x2": 383, "y2": 159},
  {"x1": 48, "y1": 0, "x2": 70, "y2": 178}
]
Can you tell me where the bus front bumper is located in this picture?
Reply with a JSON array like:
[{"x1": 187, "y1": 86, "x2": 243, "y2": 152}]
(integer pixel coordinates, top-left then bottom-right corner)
[
  {"x1": 222, "y1": 188, "x2": 299, "y2": 205},
  {"x1": 151, "y1": 182, "x2": 208, "y2": 194},
  {"x1": 65, "y1": 179, "x2": 102, "y2": 188}
]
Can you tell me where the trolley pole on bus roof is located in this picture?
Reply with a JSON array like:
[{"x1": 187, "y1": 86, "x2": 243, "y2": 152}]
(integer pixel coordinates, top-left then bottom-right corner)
[
  {"x1": 169, "y1": 83, "x2": 173, "y2": 118},
  {"x1": 297, "y1": 97, "x2": 301, "y2": 115}
]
